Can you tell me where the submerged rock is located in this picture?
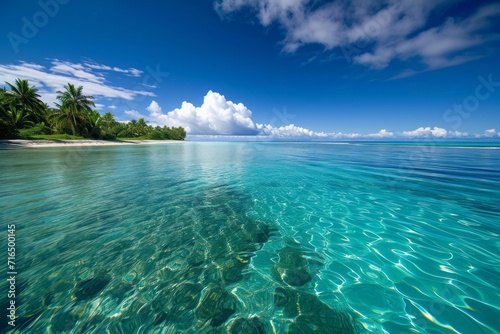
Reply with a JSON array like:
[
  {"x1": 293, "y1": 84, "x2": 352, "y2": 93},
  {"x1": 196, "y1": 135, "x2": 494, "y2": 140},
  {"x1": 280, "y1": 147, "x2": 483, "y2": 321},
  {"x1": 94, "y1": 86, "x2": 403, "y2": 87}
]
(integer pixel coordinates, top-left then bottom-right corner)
[
  {"x1": 243, "y1": 221, "x2": 276, "y2": 244},
  {"x1": 274, "y1": 287, "x2": 357, "y2": 334},
  {"x1": 195, "y1": 284, "x2": 239, "y2": 327},
  {"x1": 170, "y1": 282, "x2": 203, "y2": 313},
  {"x1": 227, "y1": 234, "x2": 259, "y2": 254},
  {"x1": 228, "y1": 316, "x2": 267, "y2": 334},
  {"x1": 75, "y1": 315, "x2": 106, "y2": 334},
  {"x1": 273, "y1": 243, "x2": 312, "y2": 287},
  {"x1": 201, "y1": 265, "x2": 222, "y2": 284},
  {"x1": 278, "y1": 267, "x2": 312, "y2": 287},
  {"x1": 273, "y1": 287, "x2": 300, "y2": 318},
  {"x1": 73, "y1": 274, "x2": 111, "y2": 300},
  {"x1": 177, "y1": 266, "x2": 204, "y2": 282},
  {"x1": 51, "y1": 307, "x2": 77, "y2": 333},
  {"x1": 106, "y1": 315, "x2": 141, "y2": 333},
  {"x1": 187, "y1": 243, "x2": 206, "y2": 266},
  {"x1": 152, "y1": 282, "x2": 203, "y2": 328},
  {"x1": 221, "y1": 257, "x2": 247, "y2": 283},
  {"x1": 106, "y1": 281, "x2": 134, "y2": 299},
  {"x1": 208, "y1": 238, "x2": 231, "y2": 260},
  {"x1": 14, "y1": 310, "x2": 44, "y2": 332},
  {"x1": 287, "y1": 312, "x2": 356, "y2": 334}
]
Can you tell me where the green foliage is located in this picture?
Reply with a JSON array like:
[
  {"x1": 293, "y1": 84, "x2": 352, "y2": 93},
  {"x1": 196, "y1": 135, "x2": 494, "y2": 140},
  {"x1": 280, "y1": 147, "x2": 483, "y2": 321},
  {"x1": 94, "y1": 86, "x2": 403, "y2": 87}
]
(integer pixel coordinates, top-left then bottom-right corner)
[
  {"x1": 2, "y1": 105, "x2": 34, "y2": 129},
  {"x1": 83, "y1": 110, "x2": 103, "y2": 139},
  {"x1": 55, "y1": 83, "x2": 95, "y2": 136},
  {"x1": 146, "y1": 128, "x2": 166, "y2": 140},
  {"x1": 5, "y1": 79, "x2": 45, "y2": 124},
  {"x1": 30, "y1": 134, "x2": 85, "y2": 140},
  {"x1": 1, "y1": 81, "x2": 44, "y2": 138},
  {"x1": 99, "y1": 112, "x2": 119, "y2": 139},
  {"x1": 0, "y1": 123, "x2": 18, "y2": 139},
  {"x1": 18, "y1": 123, "x2": 53, "y2": 138},
  {"x1": 115, "y1": 121, "x2": 186, "y2": 140}
]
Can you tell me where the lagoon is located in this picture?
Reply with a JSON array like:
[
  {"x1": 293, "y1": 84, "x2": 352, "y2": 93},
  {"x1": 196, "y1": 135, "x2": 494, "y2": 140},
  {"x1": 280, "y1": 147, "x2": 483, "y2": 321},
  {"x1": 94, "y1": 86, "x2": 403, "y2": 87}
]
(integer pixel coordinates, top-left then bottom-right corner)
[{"x1": 1, "y1": 142, "x2": 499, "y2": 333}]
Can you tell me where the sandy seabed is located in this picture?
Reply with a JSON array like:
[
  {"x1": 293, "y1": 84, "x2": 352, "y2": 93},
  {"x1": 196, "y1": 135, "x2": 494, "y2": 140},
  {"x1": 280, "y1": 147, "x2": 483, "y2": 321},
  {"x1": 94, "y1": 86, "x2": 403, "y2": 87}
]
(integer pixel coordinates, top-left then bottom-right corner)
[{"x1": 0, "y1": 139, "x2": 185, "y2": 149}]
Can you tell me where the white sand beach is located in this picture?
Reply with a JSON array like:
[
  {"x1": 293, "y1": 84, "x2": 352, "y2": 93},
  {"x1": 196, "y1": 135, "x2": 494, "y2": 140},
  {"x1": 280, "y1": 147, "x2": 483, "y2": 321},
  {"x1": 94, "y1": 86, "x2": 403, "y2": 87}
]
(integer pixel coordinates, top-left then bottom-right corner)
[{"x1": 0, "y1": 139, "x2": 185, "y2": 149}]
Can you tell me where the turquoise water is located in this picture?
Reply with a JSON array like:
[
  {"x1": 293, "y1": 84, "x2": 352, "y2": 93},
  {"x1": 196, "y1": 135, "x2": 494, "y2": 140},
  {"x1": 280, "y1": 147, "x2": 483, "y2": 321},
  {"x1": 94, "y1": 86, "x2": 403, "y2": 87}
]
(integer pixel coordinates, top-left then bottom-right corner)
[{"x1": 1, "y1": 142, "x2": 499, "y2": 333}]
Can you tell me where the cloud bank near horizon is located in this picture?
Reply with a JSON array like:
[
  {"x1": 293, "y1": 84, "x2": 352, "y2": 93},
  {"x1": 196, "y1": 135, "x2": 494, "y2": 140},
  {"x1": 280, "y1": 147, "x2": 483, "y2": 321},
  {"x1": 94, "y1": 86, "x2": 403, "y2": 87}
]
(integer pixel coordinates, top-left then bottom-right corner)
[{"x1": 126, "y1": 91, "x2": 499, "y2": 140}]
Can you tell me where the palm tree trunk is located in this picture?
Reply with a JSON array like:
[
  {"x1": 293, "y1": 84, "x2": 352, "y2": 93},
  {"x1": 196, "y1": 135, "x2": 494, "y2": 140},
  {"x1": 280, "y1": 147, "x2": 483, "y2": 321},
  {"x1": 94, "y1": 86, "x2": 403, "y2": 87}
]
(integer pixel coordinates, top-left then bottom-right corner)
[{"x1": 71, "y1": 108, "x2": 77, "y2": 136}]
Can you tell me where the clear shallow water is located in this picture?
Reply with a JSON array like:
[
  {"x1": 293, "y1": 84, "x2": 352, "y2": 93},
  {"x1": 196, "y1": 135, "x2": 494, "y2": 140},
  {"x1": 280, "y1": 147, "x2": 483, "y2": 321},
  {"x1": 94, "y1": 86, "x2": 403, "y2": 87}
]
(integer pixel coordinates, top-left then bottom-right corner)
[{"x1": 1, "y1": 142, "x2": 499, "y2": 334}]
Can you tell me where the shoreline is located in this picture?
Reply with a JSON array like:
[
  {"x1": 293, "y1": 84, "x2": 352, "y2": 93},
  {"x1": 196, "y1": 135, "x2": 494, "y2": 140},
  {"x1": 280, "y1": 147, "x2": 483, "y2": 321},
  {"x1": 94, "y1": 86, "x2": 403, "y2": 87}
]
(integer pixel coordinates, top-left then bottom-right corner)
[{"x1": 0, "y1": 139, "x2": 185, "y2": 149}]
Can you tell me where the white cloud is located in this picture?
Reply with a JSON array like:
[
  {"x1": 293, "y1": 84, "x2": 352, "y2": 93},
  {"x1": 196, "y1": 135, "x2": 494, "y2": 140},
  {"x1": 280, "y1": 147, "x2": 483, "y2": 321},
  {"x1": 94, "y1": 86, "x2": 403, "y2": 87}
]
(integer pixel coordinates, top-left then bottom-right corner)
[
  {"x1": 126, "y1": 68, "x2": 143, "y2": 77},
  {"x1": 216, "y1": 1, "x2": 500, "y2": 74},
  {"x1": 142, "y1": 92, "x2": 259, "y2": 135},
  {"x1": 368, "y1": 129, "x2": 394, "y2": 138},
  {"x1": 146, "y1": 100, "x2": 162, "y2": 115},
  {"x1": 84, "y1": 62, "x2": 143, "y2": 77},
  {"x1": 108, "y1": 105, "x2": 117, "y2": 110},
  {"x1": 0, "y1": 60, "x2": 154, "y2": 105},
  {"x1": 124, "y1": 110, "x2": 145, "y2": 119},
  {"x1": 51, "y1": 60, "x2": 105, "y2": 83},
  {"x1": 448, "y1": 130, "x2": 468, "y2": 138},
  {"x1": 257, "y1": 123, "x2": 328, "y2": 138},
  {"x1": 401, "y1": 127, "x2": 447, "y2": 138},
  {"x1": 484, "y1": 129, "x2": 498, "y2": 138},
  {"x1": 355, "y1": 5, "x2": 499, "y2": 71},
  {"x1": 18, "y1": 62, "x2": 46, "y2": 70},
  {"x1": 400, "y1": 126, "x2": 472, "y2": 138}
]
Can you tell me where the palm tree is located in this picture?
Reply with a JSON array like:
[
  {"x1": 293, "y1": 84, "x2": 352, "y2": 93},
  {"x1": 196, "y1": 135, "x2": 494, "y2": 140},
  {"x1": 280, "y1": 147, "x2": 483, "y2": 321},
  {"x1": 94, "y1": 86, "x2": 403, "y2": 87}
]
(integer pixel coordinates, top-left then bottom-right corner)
[
  {"x1": 127, "y1": 119, "x2": 139, "y2": 137},
  {"x1": 100, "y1": 112, "x2": 118, "y2": 137},
  {"x1": 3, "y1": 105, "x2": 34, "y2": 129},
  {"x1": 38, "y1": 102, "x2": 53, "y2": 125},
  {"x1": 5, "y1": 79, "x2": 45, "y2": 123},
  {"x1": 86, "y1": 110, "x2": 102, "y2": 138},
  {"x1": 51, "y1": 105, "x2": 82, "y2": 136},
  {"x1": 0, "y1": 88, "x2": 7, "y2": 120},
  {"x1": 56, "y1": 83, "x2": 95, "y2": 135},
  {"x1": 100, "y1": 112, "x2": 117, "y2": 129},
  {"x1": 136, "y1": 118, "x2": 149, "y2": 137},
  {"x1": 0, "y1": 87, "x2": 7, "y2": 106}
]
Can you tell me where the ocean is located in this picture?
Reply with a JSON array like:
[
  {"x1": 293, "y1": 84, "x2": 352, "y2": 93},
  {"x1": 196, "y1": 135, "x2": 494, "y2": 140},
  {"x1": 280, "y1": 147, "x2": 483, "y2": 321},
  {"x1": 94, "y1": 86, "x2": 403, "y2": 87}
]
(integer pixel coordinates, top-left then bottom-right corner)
[{"x1": 1, "y1": 141, "x2": 499, "y2": 333}]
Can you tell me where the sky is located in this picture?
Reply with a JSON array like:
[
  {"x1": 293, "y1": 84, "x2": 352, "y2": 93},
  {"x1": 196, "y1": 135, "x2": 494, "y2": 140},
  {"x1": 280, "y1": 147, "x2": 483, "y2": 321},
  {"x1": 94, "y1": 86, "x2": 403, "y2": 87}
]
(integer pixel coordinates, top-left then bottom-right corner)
[{"x1": 0, "y1": 0, "x2": 499, "y2": 140}]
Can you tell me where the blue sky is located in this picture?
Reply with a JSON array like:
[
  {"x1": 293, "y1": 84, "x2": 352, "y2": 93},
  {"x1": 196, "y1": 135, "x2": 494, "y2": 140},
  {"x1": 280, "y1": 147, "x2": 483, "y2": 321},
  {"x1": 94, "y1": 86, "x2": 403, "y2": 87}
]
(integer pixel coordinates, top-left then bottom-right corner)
[{"x1": 1, "y1": 0, "x2": 499, "y2": 139}]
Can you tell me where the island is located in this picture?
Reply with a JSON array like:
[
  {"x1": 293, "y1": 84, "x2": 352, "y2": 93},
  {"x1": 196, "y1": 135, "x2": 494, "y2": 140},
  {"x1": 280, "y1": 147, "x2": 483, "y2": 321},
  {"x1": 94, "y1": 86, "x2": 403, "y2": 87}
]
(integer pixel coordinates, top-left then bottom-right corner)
[{"x1": 0, "y1": 79, "x2": 186, "y2": 142}]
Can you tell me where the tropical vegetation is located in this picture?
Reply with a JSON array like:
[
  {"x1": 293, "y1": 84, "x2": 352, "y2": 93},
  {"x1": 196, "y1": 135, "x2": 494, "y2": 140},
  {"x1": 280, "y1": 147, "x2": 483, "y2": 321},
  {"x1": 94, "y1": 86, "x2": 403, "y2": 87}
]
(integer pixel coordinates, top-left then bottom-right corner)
[{"x1": 0, "y1": 79, "x2": 186, "y2": 140}]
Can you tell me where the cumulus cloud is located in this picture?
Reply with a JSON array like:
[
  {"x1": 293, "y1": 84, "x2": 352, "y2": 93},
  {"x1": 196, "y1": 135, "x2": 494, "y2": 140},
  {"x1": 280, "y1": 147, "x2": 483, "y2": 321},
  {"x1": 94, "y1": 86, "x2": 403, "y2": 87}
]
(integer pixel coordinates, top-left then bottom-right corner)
[
  {"x1": 484, "y1": 129, "x2": 498, "y2": 137},
  {"x1": 257, "y1": 123, "x2": 328, "y2": 138},
  {"x1": 0, "y1": 60, "x2": 154, "y2": 105},
  {"x1": 368, "y1": 129, "x2": 394, "y2": 138},
  {"x1": 400, "y1": 127, "x2": 474, "y2": 138},
  {"x1": 137, "y1": 92, "x2": 259, "y2": 135},
  {"x1": 215, "y1": 0, "x2": 500, "y2": 74},
  {"x1": 146, "y1": 100, "x2": 162, "y2": 115},
  {"x1": 401, "y1": 127, "x2": 449, "y2": 138}
]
